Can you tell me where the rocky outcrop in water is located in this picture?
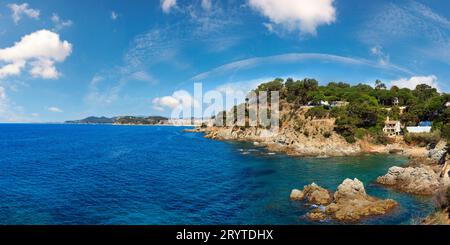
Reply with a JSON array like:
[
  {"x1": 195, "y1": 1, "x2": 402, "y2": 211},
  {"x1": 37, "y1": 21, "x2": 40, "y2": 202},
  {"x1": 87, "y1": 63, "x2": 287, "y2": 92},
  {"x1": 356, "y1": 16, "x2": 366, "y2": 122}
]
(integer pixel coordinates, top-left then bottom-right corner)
[
  {"x1": 291, "y1": 178, "x2": 398, "y2": 222},
  {"x1": 325, "y1": 179, "x2": 398, "y2": 222},
  {"x1": 376, "y1": 166, "x2": 442, "y2": 195},
  {"x1": 290, "y1": 183, "x2": 332, "y2": 205}
]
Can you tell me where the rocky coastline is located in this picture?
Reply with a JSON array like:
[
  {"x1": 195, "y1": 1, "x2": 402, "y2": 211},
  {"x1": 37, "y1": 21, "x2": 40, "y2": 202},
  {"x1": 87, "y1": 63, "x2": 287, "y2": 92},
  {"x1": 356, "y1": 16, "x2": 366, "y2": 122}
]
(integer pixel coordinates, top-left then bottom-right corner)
[
  {"x1": 190, "y1": 124, "x2": 428, "y2": 159},
  {"x1": 186, "y1": 125, "x2": 449, "y2": 224},
  {"x1": 376, "y1": 140, "x2": 449, "y2": 196},
  {"x1": 184, "y1": 102, "x2": 449, "y2": 224}
]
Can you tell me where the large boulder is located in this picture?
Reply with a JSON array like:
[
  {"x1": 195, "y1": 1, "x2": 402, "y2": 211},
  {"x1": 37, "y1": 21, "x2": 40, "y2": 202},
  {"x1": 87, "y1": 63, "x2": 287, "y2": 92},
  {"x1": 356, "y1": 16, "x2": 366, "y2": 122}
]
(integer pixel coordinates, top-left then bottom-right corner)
[
  {"x1": 324, "y1": 198, "x2": 398, "y2": 222},
  {"x1": 376, "y1": 166, "x2": 441, "y2": 195},
  {"x1": 326, "y1": 178, "x2": 398, "y2": 222},
  {"x1": 290, "y1": 183, "x2": 332, "y2": 205},
  {"x1": 334, "y1": 178, "x2": 367, "y2": 201},
  {"x1": 290, "y1": 189, "x2": 304, "y2": 201},
  {"x1": 291, "y1": 178, "x2": 398, "y2": 222}
]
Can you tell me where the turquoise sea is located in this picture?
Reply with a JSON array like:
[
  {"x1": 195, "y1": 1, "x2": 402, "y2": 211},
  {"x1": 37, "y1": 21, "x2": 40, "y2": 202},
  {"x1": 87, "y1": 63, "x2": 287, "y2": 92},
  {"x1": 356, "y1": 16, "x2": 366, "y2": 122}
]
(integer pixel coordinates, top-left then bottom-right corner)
[{"x1": 0, "y1": 124, "x2": 434, "y2": 224}]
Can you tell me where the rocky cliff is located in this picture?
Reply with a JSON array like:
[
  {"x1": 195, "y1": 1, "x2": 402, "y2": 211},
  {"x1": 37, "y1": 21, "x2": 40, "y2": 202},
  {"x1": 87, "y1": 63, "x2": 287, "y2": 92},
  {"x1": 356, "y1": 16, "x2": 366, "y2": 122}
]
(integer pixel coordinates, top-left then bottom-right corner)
[
  {"x1": 203, "y1": 105, "x2": 361, "y2": 157},
  {"x1": 200, "y1": 103, "x2": 431, "y2": 158}
]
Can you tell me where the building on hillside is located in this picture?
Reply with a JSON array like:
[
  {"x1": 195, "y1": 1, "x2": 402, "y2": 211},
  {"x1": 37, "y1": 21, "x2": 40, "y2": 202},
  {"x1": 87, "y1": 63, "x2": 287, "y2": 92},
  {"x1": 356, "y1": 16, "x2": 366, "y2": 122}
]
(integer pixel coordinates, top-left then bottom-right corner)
[
  {"x1": 308, "y1": 100, "x2": 329, "y2": 107},
  {"x1": 406, "y1": 121, "x2": 432, "y2": 134},
  {"x1": 418, "y1": 121, "x2": 432, "y2": 127},
  {"x1": 392, "y1": 97, "x2": 399, "y2": 106},
  {"x1": 169, "y1": 117, "x2": 214, "y2": 126},
  {"x1": 330, "y1": 101, "x2": 349, "y2": 107},
  {"x1": 383, "y1": 117, "x2": 402, "y2": 137}
]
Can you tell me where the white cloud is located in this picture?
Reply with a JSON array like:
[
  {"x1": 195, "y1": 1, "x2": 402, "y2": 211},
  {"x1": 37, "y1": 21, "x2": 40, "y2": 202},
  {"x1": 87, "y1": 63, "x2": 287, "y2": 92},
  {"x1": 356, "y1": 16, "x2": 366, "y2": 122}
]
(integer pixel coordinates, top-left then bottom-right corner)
[
  {"x1": 0, "y1": 61, "x2": 25, "y2": 78},
  {"x1": 390, "y1": 75, "x2": 439, "y2": 90},
  {"x1": 248, "y1": 0, "x2": 336, "y2": 35},
  {"x1": 201, "y1": 0, "x2": 212, "y2": 11},
  {"x1": 0, "y1": 29, "x2": 72, "y2": 79},
  {"x1": 152, "y1": 90, "x2": 200, "y2": 112},
  {"x1": 361, "y1": 1, "x2": 450, "y2": 65},
  {"x1": 0, "y1": 86, "x2": 11, "y2": 120},
  {"x1": 0, "y1": 86, "x2": 6, "y2": 101},
  {"x1": 51, "y1": 13, "x2": 73, "y2": 31},
  {"x1": 152, "y1": 96, "x2": 179, "y2": 111},
  {"x1": 370, "y1": 45, "x2": 390, "y2": 66},
  {"x1": 30, "y1": 59, "x2": 59, "y2": 79},
  {"x1": 191, "y1": 53, "x2": 412, "y2": 81},
  {"x1": 8, "y1": 3, "x2": 40, "y2": 24},
  {"x1": 0, "y1": 86, "x2": 28, "y2": 122},
  {"x1": 130, "y1": 71, "x2": 156, "y2": 84},
  {"x1": 48, "y1": 106, "x2": 63, "y2": 113},
  {"x1": 111, "y1": 11, "x2": 118, "y2": 20},
  {"x1": 85, "y1": 75, "x2": 119, "y2": 105},
  {"x1": 161, "y1": 0, "x2": 177, "y2": 13}
]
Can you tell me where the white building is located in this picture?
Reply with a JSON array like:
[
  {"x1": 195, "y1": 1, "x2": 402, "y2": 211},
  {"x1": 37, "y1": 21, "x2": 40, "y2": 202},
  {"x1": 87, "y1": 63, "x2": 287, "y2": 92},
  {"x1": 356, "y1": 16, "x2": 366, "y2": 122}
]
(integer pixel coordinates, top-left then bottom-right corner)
[
  {"x1": 331, "y1": 101, "x2": 349, "y2": 107},
  {"x1": 406, "y1": 121, "x2": 432, "y2": 134},
  {"x1": 383, "y1": 117, "x2": 402, "y2": 136},
  {"x1": 392, "y1": 97, "x2": 399, "y2": 106},
  {"x1": 406, "y1": 126, "x2": 432, "y2": 133}
]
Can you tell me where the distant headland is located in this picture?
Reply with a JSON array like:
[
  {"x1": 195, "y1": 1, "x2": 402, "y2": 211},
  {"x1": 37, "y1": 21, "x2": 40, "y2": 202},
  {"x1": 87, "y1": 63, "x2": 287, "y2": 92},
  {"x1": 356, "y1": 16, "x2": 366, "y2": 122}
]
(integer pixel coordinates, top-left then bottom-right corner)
[
  {"x1": 65, "y1": 116, "x2": 169, "y2": 125},
  {"x1": 64, "y1": 116, "x2": 211, "y2": 126}
]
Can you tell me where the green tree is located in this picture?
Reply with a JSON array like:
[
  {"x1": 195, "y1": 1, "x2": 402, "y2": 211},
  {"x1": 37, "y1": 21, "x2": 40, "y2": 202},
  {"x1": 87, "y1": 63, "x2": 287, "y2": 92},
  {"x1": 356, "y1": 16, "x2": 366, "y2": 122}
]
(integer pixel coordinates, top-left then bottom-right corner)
[{"x1": 375, "y1": 80, "x2": 387, "y2": 90}]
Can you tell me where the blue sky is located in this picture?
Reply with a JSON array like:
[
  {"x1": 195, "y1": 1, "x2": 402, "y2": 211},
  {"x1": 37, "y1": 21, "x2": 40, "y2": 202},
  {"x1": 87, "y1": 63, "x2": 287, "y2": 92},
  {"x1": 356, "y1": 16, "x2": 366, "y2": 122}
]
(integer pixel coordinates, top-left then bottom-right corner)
[{"x1": 0, "y1": 0, "x2": 449, "y2": 122}]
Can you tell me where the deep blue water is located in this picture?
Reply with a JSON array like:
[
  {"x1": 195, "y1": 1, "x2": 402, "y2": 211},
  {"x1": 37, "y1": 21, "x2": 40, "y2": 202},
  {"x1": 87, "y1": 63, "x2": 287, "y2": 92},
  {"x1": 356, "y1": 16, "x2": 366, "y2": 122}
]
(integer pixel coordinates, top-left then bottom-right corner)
[{"x1": 0, "y1": 124, "x2": 434, "y2": 224}]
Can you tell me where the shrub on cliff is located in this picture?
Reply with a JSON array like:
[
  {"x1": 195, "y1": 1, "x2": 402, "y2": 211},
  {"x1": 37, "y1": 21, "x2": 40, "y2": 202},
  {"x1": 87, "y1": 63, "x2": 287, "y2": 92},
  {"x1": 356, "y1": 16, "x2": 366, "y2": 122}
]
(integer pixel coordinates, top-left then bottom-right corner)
[
  {"x1": 404, "y1": 131, "x2": 441, "y2": 147},
  {"x1": 305, "y1": 106, "x2": 329, "y2": 119},
  {"x1": 442, "y1": 123, "x2": 450, "y2": 141}
]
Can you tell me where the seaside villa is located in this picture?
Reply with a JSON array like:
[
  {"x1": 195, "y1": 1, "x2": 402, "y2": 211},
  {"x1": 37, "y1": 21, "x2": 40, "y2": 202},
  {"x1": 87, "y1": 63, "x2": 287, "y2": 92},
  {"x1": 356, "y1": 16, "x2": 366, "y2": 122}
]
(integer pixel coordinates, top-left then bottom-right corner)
[
  {"x1": 383, "y1": 117, "x2": 402, "y2": 137},
  {"x1": 331, "y1": 101, "x2": 349, "y2": 107},
  {"x1": 392, "y1": 97, "x2": 399, "y2": 106},
  {"x1": 406, "y1": 121, "x2": 432, "y2": 134}
]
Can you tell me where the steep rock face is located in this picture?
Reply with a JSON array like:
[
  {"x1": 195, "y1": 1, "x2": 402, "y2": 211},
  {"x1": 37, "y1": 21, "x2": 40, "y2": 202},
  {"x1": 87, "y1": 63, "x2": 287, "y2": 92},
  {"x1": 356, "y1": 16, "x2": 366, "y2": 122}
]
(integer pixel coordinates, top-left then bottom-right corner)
[
  {"x1": 441, "y1": 154, "x2": 450, "y2": 186},
  {"x1": 376, "y1": 166, "x2": 441, "y2": 195},
  {"x1": 291, "y1": 178, "x2": 398, "y2": 222},
  {"x1": 428, "y1": 140, "x2": 448, "y2": 164},
  {"x1": 204, "y1": 106, "x2": 361, "y2": 157}
]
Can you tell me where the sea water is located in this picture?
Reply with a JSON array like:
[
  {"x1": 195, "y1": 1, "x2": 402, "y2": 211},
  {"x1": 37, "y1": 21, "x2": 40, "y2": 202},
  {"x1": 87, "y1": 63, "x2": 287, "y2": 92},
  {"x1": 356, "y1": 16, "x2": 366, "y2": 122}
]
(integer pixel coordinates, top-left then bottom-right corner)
[{"x1": 0, "y1": 124, "x2": 434, "y2": 224}]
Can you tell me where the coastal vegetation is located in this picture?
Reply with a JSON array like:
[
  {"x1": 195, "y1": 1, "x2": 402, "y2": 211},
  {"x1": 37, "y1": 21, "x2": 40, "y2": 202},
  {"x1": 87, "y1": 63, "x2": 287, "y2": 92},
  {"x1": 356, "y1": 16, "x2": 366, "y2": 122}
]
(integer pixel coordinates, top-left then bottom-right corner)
[{"x1": 252, "y1": 78, "x2": 449, "y2": 144}]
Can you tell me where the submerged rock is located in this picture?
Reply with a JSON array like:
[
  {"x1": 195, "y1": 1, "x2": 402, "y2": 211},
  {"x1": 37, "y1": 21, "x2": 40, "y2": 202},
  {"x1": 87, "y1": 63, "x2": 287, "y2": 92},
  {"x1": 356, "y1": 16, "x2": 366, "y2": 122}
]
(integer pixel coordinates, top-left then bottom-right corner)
[
  {"x1": 307, "y1": 209, "x2": 328, "y2": 221},
  {"x1": 291, "y1": 178, "x2": 398, "y2": 222},
  {"x1": 376, "y1": 166, "x2": 441, "y2": 195}
]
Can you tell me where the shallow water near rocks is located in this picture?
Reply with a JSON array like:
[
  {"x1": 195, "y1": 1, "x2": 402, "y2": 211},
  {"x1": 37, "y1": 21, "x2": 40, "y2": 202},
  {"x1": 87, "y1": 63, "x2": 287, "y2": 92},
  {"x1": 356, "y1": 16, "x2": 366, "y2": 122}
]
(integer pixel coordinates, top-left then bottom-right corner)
[{"x1": 0, "y1": 124, "x2": 434, "y2": 224}]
